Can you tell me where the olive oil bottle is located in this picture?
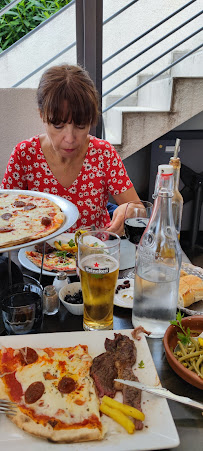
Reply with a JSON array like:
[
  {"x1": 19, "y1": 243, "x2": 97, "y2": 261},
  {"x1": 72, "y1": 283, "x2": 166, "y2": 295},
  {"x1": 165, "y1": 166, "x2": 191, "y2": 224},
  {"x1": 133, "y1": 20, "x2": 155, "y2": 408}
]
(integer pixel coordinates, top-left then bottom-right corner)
[{"x1": 169, "y1": 138, "x2": 183, "y2": 239}]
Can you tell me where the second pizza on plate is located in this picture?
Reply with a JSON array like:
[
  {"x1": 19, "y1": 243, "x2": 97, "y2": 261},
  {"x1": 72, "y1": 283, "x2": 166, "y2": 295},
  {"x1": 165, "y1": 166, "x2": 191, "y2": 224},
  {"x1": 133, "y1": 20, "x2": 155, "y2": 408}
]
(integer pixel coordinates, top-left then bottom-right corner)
[{"x1": 25, "y1": 237, "x2": 77, "y2": 273}]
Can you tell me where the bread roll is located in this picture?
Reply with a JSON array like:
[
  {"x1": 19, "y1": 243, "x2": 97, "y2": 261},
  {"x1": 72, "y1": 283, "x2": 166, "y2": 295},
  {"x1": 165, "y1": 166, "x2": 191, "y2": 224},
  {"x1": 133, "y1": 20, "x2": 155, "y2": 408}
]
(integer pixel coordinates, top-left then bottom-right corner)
[
  {"x1": 180, "y1": 269, "x2": 188, "y2": 278},
  {"x1": 179, "y1": 274, "x2": 203, "y2": 307}
]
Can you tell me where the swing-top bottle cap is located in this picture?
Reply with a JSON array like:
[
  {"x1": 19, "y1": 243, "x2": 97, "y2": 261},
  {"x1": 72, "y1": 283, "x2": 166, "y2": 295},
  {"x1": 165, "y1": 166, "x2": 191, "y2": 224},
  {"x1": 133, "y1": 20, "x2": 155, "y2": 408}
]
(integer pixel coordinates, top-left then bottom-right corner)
[{"x1": 158, "y1": 164, "x2": 173, "y2": 175}]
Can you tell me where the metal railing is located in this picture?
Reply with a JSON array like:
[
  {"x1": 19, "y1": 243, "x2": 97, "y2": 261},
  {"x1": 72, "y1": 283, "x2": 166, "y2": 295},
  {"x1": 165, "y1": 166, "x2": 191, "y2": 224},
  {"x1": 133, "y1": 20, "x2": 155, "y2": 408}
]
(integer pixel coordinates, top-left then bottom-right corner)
[
  {"x1": 102, "y1": 0, "x2": 203, "y2": 112},
  {"x1": 1, "y1": 0, "x2": 202, "y2": 112},
  {"x1": 0, "y1": 0, "x2": 21, "y2": 17}
]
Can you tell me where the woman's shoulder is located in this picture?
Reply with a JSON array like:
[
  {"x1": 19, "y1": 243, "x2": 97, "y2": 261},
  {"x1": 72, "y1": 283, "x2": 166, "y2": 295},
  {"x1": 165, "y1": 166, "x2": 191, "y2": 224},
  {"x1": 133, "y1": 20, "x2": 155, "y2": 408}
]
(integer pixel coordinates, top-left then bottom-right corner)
[
  {"x1": 14, "y1": 136, "x2": 40, "y2": 151},
  {"x1": 89, "y1": 135, "x2": 117, "y2": 153}
]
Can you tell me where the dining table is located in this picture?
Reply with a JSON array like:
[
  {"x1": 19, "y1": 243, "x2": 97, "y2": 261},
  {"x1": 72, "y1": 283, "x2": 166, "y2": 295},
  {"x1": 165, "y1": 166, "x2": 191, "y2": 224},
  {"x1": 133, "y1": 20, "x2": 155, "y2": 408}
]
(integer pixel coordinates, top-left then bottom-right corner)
[{"x1": 0, "y1": 242, "x2": 202, "y2": 451}]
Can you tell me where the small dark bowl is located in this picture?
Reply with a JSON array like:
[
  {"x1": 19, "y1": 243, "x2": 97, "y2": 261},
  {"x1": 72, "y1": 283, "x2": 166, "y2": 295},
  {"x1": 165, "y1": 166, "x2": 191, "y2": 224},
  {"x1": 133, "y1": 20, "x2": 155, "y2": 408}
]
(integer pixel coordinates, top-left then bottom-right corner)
[{"x1": 163, "y1": 316, "x2": 203, "y2": 390}]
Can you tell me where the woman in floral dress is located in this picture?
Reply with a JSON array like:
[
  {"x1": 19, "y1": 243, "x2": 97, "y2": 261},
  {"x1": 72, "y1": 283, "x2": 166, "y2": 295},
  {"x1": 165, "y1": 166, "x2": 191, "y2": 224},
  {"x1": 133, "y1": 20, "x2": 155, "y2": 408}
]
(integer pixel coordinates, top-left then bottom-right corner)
[{"x1": 1, "y1": 64, "x2": 140, "y2": 236}]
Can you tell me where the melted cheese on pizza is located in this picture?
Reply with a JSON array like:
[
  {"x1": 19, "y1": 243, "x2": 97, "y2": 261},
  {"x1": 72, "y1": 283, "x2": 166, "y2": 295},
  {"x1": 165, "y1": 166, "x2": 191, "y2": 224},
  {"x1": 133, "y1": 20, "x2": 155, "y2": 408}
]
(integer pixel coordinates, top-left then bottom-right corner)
[
  {"x1": 25, "y1": 251, "x2": 76, "y2": 272},
  {"x1": 0, "y1": 346, "x2": 102, "y2": 432},
  {"x1": 0, "y1": 193, "x2": 64, "y2": 248}
]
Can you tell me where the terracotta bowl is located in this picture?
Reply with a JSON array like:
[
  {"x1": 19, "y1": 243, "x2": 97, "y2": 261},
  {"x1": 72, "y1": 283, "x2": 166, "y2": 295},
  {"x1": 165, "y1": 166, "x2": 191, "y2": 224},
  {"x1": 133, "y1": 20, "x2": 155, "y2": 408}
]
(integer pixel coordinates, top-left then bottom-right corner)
[{"x1": 163, "y1": 316, "x2": 203, "y2": 390}]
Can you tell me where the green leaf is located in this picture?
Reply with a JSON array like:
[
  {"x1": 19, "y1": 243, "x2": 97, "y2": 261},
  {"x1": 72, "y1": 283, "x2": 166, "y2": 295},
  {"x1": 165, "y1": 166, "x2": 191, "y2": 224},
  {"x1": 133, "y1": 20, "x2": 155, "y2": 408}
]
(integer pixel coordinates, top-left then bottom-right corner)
[
  {"x1": 138, "y1": 360, "x2": 145, "y2": 368},
  {"x1": 23, "y1": 19, "x2": 30, "y2": 27},
  {"x1": 176, "y1": 310, "x2": 184, "y2": 324},
  {"x1": 3, "y1": 11, "x2": 20, "y2": 16},
  {"x1": 170, "y1": 310, "x2": 191, "y2": 345},
  {"x1": 32, "y1": 1, "x2": 46, "y2": 7},
  {"x1": 56, "y1": 250, "x2": 68, "y2": 258},
  {"x1": 68, "y1": 239, "x2": 75, "y2": 247},
  {"x1": 170, "y1": 320, "x2": 178, "y2": 326}
]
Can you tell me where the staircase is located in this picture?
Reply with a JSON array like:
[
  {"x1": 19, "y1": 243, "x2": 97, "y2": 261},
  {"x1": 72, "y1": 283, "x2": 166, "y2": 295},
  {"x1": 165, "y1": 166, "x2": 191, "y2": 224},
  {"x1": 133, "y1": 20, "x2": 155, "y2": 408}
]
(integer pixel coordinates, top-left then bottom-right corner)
[
  {"x1": 104, "y1": 49, "x2": 203, "y2": 159},
  {"x1": 0, "y1": 0, "x2": 202, "y2": 164}
]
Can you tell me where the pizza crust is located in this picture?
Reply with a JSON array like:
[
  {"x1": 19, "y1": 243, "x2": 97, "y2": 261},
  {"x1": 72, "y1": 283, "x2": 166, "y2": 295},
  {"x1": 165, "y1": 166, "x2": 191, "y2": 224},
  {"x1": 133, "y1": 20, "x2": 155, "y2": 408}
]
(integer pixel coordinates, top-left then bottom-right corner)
[
  {"x1": 0, "y1": 192, "x2": 65, "y2": 248},
  {"x1": 0, "y1": 346, "x2": 104, "y2": 443},
  {"x1": 25, "y1": 251, "x2": 76, "y2": 272},
  {"x1": 8, "y1": 410, "x2": 103, "y2": 443}
]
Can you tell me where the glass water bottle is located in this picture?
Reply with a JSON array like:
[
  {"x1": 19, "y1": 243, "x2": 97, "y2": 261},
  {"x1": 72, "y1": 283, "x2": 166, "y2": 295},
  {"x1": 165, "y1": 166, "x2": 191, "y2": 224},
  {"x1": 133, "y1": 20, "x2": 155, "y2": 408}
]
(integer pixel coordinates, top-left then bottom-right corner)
[{"x1": 132, "y1": 164, "x2": 182, "y2": 338}]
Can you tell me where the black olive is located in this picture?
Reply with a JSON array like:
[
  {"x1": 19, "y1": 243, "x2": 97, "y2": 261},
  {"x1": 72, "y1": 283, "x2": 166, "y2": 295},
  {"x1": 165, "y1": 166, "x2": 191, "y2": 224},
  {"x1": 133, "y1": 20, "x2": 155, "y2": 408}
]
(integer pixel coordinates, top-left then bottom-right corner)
[{"x1": 64, "y1": 291, "x2": 83, "y2": 305}]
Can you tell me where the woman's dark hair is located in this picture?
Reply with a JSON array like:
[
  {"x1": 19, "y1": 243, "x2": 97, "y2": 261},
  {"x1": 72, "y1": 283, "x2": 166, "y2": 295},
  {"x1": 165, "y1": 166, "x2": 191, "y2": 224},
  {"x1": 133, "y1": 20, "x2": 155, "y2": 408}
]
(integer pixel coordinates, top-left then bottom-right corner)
[{"x1": 37, "y1": 64, "x2": 99, "y2": 126}]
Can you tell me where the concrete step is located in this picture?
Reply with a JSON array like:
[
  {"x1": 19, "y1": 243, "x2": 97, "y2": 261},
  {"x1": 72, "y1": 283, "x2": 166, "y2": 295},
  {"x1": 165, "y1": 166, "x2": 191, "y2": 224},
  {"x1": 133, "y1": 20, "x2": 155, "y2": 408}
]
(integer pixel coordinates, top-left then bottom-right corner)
[
  {"x1": 104, "y1": 49, "x2": 203, "y2": 151},
  {"x1": 137, "y1": 77, "x2": 173, "y2": 110},
  {"x1": 171, "y1": 49, "x2": 203, "y2": 77},
  {"x1": 104, "y1": 77, "x2": 203, "y2": 159},
  {"x1": 103, "y1": 106, "x2": 164, "y2": 145}
]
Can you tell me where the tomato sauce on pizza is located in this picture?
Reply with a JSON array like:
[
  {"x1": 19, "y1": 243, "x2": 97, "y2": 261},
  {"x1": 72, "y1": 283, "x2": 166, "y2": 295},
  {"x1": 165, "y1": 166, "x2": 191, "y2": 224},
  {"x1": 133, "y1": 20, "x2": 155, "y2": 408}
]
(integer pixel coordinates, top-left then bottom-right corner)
[
  {"x1": 0, "y1": 346, "x2": 103, "y2": 442},
  {"x1": 25, "y1": 250, "x2": 76, "y2": 272},
  {"x1": 0, "y1": 192, "x2": 65, "y2": 248}
]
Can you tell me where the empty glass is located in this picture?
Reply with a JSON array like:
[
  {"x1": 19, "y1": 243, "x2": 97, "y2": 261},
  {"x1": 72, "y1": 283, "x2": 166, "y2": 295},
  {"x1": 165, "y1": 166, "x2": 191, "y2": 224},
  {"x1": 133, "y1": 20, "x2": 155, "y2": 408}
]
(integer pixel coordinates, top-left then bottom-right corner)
[{"x1": 1, "y1": 279, "x2": 43, "y2": 335}]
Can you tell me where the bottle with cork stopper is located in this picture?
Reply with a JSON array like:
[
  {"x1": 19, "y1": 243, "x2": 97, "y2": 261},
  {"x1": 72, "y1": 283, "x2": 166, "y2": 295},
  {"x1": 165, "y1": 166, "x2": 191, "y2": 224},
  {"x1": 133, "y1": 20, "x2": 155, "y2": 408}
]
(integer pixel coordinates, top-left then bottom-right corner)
[{"x1": 169, "y1": 138, "x2": 183, "y2": 240}]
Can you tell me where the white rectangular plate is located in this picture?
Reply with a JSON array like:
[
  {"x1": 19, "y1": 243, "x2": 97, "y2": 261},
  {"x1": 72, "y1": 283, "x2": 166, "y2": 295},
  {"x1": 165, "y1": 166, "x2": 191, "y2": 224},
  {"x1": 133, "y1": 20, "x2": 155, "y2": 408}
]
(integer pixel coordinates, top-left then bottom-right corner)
[{"x1": 0, "y1": 330, "x2": 179, "y2": 451}]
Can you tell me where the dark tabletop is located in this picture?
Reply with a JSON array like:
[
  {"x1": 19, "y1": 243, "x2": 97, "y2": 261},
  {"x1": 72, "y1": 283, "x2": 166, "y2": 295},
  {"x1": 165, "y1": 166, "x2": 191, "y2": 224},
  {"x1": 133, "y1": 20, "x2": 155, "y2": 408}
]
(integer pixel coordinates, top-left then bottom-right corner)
[{"x1": 0, "y1": 250, "x2": 202, "y2": 451}]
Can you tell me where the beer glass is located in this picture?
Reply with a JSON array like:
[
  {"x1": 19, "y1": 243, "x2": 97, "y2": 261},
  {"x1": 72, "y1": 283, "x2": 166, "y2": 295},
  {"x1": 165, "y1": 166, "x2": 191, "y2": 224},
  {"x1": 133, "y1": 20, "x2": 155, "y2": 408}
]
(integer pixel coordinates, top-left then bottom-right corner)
[{"x1": 78, "y1": 230, "x2": 120, "y2": 331}]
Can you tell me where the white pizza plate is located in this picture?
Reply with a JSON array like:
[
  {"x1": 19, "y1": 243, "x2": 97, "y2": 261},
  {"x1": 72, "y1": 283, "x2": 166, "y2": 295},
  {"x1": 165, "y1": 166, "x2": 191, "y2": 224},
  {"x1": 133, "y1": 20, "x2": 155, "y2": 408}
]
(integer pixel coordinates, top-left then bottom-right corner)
[
  {"x1": 18, "y1": 233, "x2": 107, "y2": 277},
  {"x1": 114, "y1": 278, "x2": 134, "y2": 308},
  {"x1": 177, "y1": 262, "x2": 203, "y2": 316},
  {"x1": 0, "y1": 189, "x2": 79, "y2": 253},
  {"x1": 18, "y1": 233, "x2": 77, "y2": 277},
  {"x1": 0, "y1": 329, "x2": 179, "y2": 451}
]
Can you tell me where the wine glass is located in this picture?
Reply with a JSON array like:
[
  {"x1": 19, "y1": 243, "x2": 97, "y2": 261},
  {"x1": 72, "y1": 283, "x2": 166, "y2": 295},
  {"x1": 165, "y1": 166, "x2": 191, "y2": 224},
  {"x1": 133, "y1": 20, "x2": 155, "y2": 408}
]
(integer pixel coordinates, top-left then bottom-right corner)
[
  {"x1": 124, "y1": 201, "x2": 153, "y2": 278},
  {"x1": 124, "y1": 201, "x2": 153, "y2": 245}
]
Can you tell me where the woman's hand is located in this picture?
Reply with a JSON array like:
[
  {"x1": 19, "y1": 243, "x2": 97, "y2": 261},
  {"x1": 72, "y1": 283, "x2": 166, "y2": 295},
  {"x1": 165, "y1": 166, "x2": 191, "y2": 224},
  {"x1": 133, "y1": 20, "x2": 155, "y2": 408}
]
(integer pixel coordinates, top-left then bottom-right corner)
[
  {"x1": 106, "y1": 204, "x2": 128, "y2": 236},
  {"x1": 107, "y1": 187, "x2": 142, "y2": 236}
]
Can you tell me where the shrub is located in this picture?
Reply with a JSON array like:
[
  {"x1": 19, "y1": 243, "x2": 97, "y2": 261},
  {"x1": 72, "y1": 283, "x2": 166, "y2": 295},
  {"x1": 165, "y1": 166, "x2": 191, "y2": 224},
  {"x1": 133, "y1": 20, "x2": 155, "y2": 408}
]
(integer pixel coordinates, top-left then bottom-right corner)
[{"x1": 0, "y1": 0, "x2": 71, "y2": 52}]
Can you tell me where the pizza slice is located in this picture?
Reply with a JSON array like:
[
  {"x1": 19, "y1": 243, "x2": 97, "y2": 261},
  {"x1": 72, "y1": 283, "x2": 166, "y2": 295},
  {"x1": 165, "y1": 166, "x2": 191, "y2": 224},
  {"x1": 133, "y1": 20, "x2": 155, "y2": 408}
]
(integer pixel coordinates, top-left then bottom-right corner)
[
  {"x1": 0, "y1": 346, "x2": 103, "y2": 443},
  {"x1": 25, "y1": 250, "x2": 76, "y2": 272}
]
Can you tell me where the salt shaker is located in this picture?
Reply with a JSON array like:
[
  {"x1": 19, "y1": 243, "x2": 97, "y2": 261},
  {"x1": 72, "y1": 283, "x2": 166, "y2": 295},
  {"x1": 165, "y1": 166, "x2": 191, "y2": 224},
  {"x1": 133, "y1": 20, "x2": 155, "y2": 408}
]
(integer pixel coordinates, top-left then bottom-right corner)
[
  {"x1": 53, "y1": 272, "x2": 70, "y2": 293},
  {"x1": 43, "y1": 285, "x2": 59, "y2": 315}
]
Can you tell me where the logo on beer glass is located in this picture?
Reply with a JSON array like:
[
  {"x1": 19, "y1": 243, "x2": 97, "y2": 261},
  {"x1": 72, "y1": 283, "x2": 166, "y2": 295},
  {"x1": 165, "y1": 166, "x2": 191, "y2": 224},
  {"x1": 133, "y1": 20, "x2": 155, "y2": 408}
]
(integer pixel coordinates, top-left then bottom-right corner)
[{"x1": 85, "y1": 266, "x2": 109, "y2": 274}]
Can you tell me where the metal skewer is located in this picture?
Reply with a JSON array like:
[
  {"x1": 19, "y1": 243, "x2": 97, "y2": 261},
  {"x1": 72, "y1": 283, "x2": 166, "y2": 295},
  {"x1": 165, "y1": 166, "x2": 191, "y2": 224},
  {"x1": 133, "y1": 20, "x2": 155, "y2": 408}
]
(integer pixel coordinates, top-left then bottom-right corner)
[
  {"x1": 7, "y1": 250, "x2": 12, "y2": 289},
  {"x1": 39, "y1": 241, "x2": 46, "y2": 285}
]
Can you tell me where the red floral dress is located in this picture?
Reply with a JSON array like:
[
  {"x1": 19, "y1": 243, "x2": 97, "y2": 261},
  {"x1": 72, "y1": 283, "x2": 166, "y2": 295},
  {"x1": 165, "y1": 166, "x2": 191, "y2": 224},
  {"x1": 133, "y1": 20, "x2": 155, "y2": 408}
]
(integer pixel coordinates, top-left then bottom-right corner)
[{"x1": 1, "y1": 135, "x2": 133, "y2": 232}]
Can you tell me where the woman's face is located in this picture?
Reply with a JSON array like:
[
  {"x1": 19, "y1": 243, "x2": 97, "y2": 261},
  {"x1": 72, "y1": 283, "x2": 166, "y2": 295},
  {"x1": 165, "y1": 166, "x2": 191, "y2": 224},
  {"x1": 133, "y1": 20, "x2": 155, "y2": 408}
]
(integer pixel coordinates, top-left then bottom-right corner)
[{"x1": 44, "y1": 120, "x2": 90, "y2": 159}]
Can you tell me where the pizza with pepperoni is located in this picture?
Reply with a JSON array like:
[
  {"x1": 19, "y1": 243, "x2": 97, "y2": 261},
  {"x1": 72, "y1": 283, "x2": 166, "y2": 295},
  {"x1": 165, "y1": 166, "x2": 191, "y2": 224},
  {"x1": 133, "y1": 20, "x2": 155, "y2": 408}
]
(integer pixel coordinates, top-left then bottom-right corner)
[
  {"x1": 0, "y1": 192, "x2": 65, "y2": 248},
  {"x1": 0, "y1": 346, "x2": 103, "y2": 442}
]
